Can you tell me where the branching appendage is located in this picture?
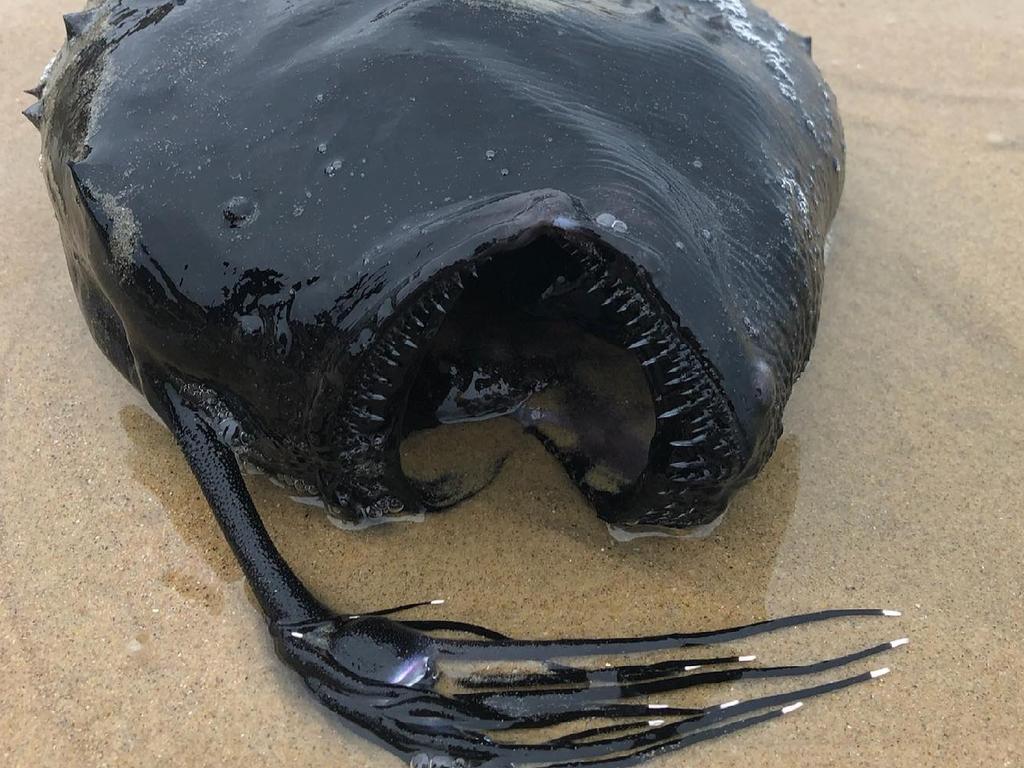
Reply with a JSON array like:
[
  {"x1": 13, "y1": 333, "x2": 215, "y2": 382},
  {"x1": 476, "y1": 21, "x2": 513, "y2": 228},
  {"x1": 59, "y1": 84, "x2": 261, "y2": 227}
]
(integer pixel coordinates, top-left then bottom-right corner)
[{"x1": 160, "y1": 383, "x2": 907, "y2": 768}]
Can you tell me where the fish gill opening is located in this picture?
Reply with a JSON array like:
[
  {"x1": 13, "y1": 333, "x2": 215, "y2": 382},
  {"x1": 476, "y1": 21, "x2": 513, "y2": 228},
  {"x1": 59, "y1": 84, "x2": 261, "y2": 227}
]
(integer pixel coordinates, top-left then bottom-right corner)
[{"x1": 397, "y1": 234, "x2": 657, "y2": 510}]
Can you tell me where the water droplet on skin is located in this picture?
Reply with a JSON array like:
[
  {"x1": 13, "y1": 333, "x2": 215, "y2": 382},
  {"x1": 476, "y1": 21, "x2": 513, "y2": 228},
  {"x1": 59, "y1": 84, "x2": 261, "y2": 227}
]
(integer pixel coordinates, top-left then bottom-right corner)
[
  {"x1": 743, "y1": 315, "x2": 761, "y2": 338},
  {"x1": 752, "y1": 358, "x2": 775, "y2": 408},
  {"x1": 315, "y1": 93, "x2": 324, "y2": 103},
  {"x1": 238, "y1": 314, "x2": 263, "y2": 336},
  {"x1": 485, "y1": 149, "x2": 496, "y2": 161},
  {"x1": 611, "y1": 219, "x2": 628, "y2": 233},
  {"x1": 292, "y1": 205, "x2": 304, "y2": 217},
  {"x1": 674, "y1": 240, "x2": 685, "y2": 250},
  {"x1": 596, "y1": 212, "x2": 616, "y2": 228},
  {"x1": 692, "y1": 159, "x2": 703, "y2": 169},
  {"x1": 499, "y1": 167, "x2": 509, "y2": 176},
  {"x1": 275, "y1": 319, "x2": 293, "y2": 356},
  {"x1": 701, "y1": 228, "x2": 712, "y2": 241},
  {"x1": 317, "y1": 143, "x2": 327, "y2": 154},
  {"x1": 325, "y1": 159, "x2": 343, "y2": 177},
  {"x1": 222, "y1": 196, "x2": 258, "y2": 228}
]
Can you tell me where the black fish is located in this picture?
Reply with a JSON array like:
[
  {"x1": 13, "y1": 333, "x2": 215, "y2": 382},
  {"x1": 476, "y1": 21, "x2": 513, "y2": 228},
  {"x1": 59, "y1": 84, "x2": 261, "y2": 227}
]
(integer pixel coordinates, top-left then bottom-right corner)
[{"x1": 27, "y1": 1, "x2": 905, "y2": 765}]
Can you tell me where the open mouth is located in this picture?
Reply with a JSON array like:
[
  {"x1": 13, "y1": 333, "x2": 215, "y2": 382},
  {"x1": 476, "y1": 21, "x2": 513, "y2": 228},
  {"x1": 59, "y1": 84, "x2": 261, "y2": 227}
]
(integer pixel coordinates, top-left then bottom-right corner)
[{"x1": 329, "y1": 225, "x2": 745, "y2": 530}]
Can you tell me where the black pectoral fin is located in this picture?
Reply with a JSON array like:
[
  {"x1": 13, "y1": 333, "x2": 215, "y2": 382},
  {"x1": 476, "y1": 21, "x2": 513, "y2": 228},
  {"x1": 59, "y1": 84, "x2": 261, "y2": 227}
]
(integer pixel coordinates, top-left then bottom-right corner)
[
  {"x1": 286, "y1": 607, "x2": 906, "y2": 768},
  {"x1": 155, "y1": 381, "x2": 907, "y2": 767}
]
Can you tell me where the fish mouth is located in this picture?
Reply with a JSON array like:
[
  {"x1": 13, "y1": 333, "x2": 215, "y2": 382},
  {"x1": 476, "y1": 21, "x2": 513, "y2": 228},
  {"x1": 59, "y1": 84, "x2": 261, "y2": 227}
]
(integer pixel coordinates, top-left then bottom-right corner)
[{"x1": 327, "y1": 200, "x2": 746, "y2": 530}]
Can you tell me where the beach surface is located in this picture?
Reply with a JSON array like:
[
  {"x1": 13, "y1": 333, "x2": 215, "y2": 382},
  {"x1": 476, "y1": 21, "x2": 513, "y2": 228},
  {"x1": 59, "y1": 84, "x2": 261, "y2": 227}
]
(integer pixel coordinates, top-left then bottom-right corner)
[{"x1": 2, "y1": 1, "x2": 1022, "y2": 765}]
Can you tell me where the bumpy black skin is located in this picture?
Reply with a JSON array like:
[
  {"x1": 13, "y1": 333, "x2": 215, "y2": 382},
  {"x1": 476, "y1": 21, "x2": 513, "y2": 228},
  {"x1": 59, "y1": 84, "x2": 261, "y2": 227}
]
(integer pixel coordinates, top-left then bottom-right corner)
[
  {"x1": 28, "y1": 3, "x2": 871, "y2": 766},
  {"x1": 35, "y1": 0, "x2": 843, "y2": 529}
]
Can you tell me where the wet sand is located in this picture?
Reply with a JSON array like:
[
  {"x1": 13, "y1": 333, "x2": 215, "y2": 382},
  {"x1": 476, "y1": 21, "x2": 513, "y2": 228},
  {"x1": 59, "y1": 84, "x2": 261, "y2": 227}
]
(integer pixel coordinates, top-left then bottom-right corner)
[{"x1": 2, "y1": 1, "x2": 1023, "y2": 765}]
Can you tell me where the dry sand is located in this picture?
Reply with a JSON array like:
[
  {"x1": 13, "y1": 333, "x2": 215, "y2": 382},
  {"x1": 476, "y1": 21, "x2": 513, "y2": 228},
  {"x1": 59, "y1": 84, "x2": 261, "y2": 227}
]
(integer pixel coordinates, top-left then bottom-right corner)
[{"x1": 2, "y1": 1, "x2": 1023, "y2": 765}]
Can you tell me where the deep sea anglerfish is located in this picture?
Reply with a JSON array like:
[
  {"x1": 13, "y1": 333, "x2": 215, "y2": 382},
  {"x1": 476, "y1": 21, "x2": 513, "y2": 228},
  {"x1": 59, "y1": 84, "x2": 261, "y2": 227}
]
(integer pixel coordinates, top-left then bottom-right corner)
[{"x1": 26, "y1": 1, "x2": 907, "y2": 765}]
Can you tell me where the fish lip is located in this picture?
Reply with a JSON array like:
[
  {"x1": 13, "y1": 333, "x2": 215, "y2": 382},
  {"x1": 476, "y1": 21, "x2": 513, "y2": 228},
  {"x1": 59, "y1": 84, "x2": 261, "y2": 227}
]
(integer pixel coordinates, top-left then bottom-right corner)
[{"x1": 322, "y1": 192, "x2": 746, "y2": 529}]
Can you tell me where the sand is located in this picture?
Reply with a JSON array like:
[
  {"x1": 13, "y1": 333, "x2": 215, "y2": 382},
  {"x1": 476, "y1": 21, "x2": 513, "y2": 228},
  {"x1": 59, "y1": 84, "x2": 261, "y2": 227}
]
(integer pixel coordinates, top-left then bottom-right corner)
[{"x1": 2, "y1": 1, "x2": 1022, "y2": 766}]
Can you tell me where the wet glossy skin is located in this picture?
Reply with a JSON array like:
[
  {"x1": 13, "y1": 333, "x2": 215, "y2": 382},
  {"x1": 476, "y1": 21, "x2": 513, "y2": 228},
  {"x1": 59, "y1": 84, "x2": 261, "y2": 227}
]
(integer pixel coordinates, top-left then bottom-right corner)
[
  {"x1": 25, "y1": 2, "x2": 890, "y2": 766},
  {"x1": 36, "y1": 0, "x2": 842, "y2": 529}
]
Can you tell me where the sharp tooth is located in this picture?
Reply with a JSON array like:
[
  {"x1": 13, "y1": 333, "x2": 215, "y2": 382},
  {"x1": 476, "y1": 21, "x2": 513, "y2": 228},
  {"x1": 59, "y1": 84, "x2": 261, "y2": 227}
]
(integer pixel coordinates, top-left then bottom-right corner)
[
  {"x1": 616, "y1": 295, "x2": 641, "y2": 313},
  {"x1": 628, "y1": 338, "x2": 650, "y2": 350},
  {"x1": 670, "y1": 434, "x2": 708, "y2": 448},
  {"x1": 690, "y1": 412, "x2": 713, "y2": 428},
  {"x1": 353, "y1": 408, "x2": 385, "y2": 423},
  {"x1": 641, "y1": 350, "x2": 668, "y2": 366},
  {"x1": 671, "y1": 469, "x2": 711, "y2": 483},
  {"x1": 690, "y1": 391, "x2": 712, "y2": 408},
  {"x1": 670, "y1": 460, "x2": 705, "y2": 471},
  {"x1": 601, "y1": 289, "x2": 625, "y2": 307},
  {"x1": 665, "y1": 370, "x2": 700, "y2": 387},
  {"x1": 658, "y1": 406, "x2": 684, "y2": 419}
]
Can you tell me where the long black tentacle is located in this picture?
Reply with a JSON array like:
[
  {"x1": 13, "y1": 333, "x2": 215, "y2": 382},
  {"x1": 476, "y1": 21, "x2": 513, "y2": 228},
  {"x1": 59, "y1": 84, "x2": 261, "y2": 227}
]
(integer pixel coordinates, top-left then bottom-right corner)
[
  {"x1": 456, "y1": 654, "x2": 754, "y2": 690},
  {"x1": 451, "y1": 639, "x2": 902, "y2": 714},
  {"x1": 432, "y1": 608, "x2": 899, "y2": 662},
  {"x1": 161, "y1": 383, "x2": 327, "y2": 626}
]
